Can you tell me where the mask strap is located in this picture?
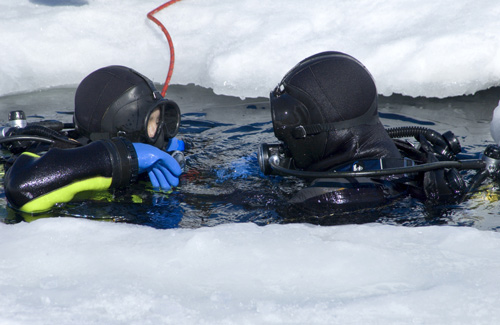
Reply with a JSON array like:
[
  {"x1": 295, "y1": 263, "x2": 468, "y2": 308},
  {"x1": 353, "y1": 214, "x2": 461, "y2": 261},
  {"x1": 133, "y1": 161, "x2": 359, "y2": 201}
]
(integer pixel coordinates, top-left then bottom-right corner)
[
  {"x1": 290, "y1": 100, "x2": 379, "y2": 139},
  {"x1": 132, "y1": 70, "x2": 162, "y2": 100}
]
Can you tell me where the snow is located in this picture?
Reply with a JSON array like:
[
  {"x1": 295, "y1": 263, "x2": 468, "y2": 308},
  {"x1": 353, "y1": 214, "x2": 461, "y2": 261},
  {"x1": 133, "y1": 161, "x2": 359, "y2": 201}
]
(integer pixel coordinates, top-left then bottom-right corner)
[
  {"x1": 2, "y1": 219, "x2": 500, "y2": 324},
  {"x1": 2, "y1": 0, "x2": 500, "y2": 323},
  {"x1": 1, "y1": 0, "x2": 500, "y2": 98}
]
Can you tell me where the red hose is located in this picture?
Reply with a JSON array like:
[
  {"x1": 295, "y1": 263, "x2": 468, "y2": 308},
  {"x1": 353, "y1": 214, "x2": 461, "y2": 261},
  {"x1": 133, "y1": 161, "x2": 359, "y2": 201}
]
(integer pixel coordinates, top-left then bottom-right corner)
[{"x1": 147, "y1": 0, "x2": 182, "y2": 97}]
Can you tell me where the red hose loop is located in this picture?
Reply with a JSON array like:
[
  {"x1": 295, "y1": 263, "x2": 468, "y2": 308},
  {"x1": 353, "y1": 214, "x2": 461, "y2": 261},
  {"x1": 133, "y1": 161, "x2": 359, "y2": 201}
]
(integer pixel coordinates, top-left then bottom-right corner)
[{"x1": 147, "y1": 0, "x2": 182, "y2": 97}]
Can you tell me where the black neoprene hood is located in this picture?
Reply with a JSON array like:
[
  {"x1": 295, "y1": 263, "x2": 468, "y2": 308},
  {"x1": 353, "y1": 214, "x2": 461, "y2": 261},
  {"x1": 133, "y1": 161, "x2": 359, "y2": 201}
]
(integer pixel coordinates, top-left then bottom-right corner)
[
  {"x1": 270, "y1": 51, "x2": 397, "y2": 170},
  {"x1": 74, "y1": 65, "x2": 180, "y2": 149}
]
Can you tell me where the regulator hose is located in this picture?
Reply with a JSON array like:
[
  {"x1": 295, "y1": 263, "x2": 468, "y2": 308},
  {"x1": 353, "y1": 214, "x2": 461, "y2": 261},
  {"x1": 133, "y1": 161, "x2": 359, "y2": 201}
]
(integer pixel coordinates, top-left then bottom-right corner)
[
  {"x1": 386, "y1": 126, "x2": 439, "y2": 139},
  {"x1": 17, "y1": 125, "x2": 80, "y2": 146},
  {"x1": 269, "y1": 159, "x2": 486, "y2": 179},
  {"x1": 386, "y1": 127, "x2": 452, "y2": 149},
  {"x1": 386, "y1": 126, "x2": 461, "y2": 158},
  {"x1": 0, "y1": 135, "x2": 55, "y2": 145}
]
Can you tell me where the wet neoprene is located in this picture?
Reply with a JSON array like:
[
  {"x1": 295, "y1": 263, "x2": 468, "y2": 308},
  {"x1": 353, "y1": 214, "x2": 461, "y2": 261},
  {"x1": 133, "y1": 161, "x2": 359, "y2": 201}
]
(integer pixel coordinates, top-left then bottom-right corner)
[
  {"x1": 4, "y1": 137, "x2": 138, "y2": 213},
  {"x1": 270, "y1": 51, "x2": 401, "y2": 171}
]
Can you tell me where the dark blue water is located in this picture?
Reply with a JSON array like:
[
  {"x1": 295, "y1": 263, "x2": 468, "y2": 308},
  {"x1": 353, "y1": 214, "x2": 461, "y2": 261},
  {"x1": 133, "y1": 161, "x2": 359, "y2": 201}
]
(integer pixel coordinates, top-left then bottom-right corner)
[{"x1": 1, "y1": 85, "x2": 500, "y2": 230}]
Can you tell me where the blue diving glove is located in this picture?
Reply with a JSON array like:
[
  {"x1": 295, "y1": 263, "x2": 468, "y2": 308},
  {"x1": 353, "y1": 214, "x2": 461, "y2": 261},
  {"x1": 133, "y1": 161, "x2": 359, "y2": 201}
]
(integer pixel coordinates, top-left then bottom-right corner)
[
  {"x1": 166, "y1": 137, "x2": 185, "y2": 152},
  {"x1": 132, "y1": 143, "x2": 183, "y2": 191}
]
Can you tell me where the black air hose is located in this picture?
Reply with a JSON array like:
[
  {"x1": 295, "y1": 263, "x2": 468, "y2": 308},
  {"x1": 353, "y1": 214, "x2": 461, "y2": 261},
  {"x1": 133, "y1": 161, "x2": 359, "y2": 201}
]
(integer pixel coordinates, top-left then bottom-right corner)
[
  {"x1": 386, "y1": 126, "x2": 439, "y2": 140},
  {"x1": 29, "y1": 120, "x2": 65, "y2": 132},
  {"x1": 269, "y1": 158, "x2": 485, "y2": 179},
  {"x1": 0, "y1": 135, "x2": 55, "y2": 145},
  {"x1": 20, "y1": 124, "x2": 62, "y2": 138},
  {"x1": 386, "y1": 126, "x2": 461, "y2": 158},
  {"x1": 17, "y1": 125, "x2": 80, "y2": 146}
]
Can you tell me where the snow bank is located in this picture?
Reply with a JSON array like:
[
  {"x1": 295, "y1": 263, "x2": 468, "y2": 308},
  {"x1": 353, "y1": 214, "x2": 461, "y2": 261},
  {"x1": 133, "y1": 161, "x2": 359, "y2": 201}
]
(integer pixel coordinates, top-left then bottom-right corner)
[
  {"x1": 1, "y1": 0, "x2": 500, "y2": 98},
  {"x1": 1, "y1": 219, "x2": 500, "y2": 324}
]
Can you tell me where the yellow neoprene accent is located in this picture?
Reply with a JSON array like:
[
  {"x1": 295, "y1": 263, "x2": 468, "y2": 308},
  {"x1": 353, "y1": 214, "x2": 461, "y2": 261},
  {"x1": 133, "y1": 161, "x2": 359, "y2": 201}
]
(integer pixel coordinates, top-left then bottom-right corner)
[
  {"x1": 131, "y1": 194, "x2": 143, "y2": 203},
  {"x1": 20, "y1": 176, "x2": 113, "y2": 213},
  {"x1": 21, "y1": 151, "x2": 41, "y2": 158}
]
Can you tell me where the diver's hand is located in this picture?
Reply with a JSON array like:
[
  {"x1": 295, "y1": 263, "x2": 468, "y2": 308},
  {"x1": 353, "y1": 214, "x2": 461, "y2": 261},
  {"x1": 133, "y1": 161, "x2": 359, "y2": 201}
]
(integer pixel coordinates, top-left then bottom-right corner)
[{"x1": 132, "y1": 143, "x2": 182, "y2": 191}]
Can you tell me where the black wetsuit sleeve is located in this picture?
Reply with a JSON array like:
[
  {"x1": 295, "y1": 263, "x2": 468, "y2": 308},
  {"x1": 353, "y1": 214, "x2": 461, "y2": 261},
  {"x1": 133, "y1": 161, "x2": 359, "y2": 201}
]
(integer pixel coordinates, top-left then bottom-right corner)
[{"x1": 3, "y1": 138, "x2": 138, "y2": 213}]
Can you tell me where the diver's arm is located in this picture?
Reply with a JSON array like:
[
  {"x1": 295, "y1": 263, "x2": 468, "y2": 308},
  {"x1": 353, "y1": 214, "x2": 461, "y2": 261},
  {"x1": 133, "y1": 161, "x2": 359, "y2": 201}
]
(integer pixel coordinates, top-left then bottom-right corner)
[{"x1": 4, "y1": 138, "x2": 138, "y2": 213}]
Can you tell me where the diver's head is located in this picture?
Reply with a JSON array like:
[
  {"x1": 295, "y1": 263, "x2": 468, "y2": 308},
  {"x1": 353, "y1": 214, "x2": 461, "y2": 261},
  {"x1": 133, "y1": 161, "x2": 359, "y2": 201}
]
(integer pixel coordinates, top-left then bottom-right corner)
[
  {"x1": 74, "y1": 65, "x2": 180, "y2": 149},
  {"x1": 270, "y1": 51, "x2": 396, "y2": 170}
]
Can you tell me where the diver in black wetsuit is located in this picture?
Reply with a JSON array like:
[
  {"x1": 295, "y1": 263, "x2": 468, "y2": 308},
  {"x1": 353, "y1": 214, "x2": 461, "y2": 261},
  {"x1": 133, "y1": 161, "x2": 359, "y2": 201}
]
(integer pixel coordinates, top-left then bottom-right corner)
[
  {"x1": 258, "y1": 51, "x2": 500, "y2": 213},
  {"x1": 2, "y1": 65, "x2": 185, "y2": 214}
]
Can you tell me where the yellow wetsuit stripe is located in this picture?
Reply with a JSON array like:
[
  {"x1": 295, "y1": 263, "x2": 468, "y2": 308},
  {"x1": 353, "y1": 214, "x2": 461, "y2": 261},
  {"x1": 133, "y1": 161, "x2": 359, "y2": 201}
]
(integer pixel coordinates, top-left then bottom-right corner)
[
  {"x1": 20, "y1": 176, "x2": 113, "y2": 213},
  {"x1": 21, "y1": 151, "x2": 41, "y2": 158}
]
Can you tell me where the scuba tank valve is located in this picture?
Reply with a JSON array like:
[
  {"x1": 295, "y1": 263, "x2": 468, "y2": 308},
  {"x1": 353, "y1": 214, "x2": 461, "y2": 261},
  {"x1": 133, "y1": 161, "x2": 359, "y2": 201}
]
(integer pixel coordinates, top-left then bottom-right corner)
[
  {"x1": 0, "y1": 110, "x2": 28, "y2": 137},
  {"x1": 8, "y1": 110, "x2": 28, "y2": 128}
]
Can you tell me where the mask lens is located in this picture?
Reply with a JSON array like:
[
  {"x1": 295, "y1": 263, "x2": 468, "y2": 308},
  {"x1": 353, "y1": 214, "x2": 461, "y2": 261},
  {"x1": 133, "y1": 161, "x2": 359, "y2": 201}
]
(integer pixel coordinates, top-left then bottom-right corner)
[
  {"x1": 270, "y1": 89, "x2": 309, "y2": 140},
  {"x1": 147, "y1": 107, "x2": 162, "y2": 140},
  {"x1": 163, "y1": 101, "x2": 181, "y2": 138}
]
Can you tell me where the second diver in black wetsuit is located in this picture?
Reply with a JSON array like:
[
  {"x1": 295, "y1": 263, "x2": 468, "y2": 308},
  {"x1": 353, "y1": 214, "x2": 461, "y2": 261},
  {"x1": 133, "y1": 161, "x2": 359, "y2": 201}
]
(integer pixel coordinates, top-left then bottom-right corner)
[{"x1": 258, "y1": 51, "x2": 500, "y2": 216}]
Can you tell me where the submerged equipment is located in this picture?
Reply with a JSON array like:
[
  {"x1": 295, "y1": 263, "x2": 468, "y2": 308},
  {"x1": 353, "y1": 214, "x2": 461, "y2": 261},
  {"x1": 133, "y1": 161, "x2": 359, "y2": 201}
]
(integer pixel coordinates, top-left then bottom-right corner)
[{"x1": 74, "y1": 65, "x2": 180, "y2": 150}]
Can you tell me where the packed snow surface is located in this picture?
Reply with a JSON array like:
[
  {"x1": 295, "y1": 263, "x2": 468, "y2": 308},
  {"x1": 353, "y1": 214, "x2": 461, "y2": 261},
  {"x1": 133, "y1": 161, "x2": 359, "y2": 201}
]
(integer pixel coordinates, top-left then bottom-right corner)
[
  {"x1": 1, "y1": 219, "x2": 500, "y2": 324},
  {"x1": 1, "y1": 0, "x2": 500, "y2": 98}
]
